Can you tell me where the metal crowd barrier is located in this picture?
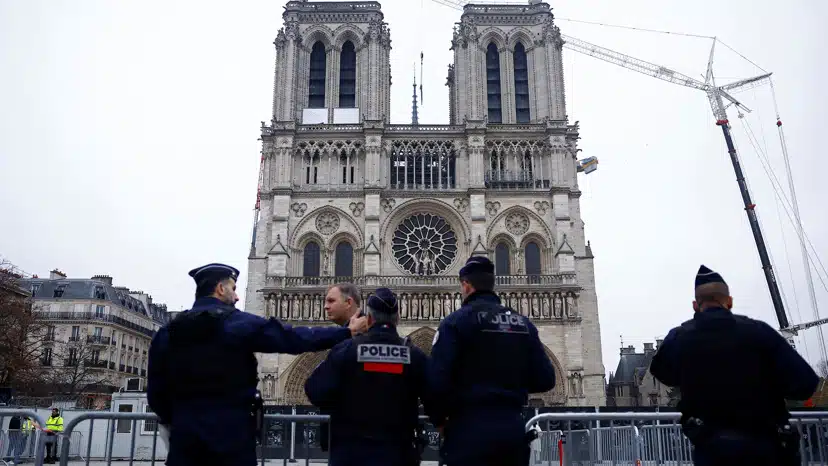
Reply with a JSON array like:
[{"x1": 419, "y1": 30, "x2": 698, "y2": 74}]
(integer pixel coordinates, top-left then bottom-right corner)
[
  {"x1": 4, "y1": 408, "x2": 825, "y2": 465},
  {"x1": 0, "y1": 409, "x2": 47, "y2": 465},
  {"x1": 52, "y1": 412, "x2": 441, "y2": 466},
  {"x1": 525, "y1": 411, "x2": 828, "y2": 466}
]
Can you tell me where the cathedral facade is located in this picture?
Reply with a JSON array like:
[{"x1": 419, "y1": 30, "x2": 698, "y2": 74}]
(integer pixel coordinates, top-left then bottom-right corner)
[{"x1": 244, "y1": 0, "x2": 606, "y2": 407}]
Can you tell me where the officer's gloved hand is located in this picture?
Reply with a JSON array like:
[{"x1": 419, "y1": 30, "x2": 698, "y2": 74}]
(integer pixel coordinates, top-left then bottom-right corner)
[{"x1": 348, "y1": 314, "x2": 369, "y2": 336}]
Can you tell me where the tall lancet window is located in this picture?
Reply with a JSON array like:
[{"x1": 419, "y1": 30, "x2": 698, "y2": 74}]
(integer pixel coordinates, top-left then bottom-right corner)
[
  {"x1": 308, "y1": 42, "x2": 326, "y2": 108},
  {"x1": 525, "y1": 242, "x2": 542, "y2": 276},
  {"x1": 495, "y1": 242, "x2": 511, "y2": 275},
  {"x1": 334, "y1": 242, "x2": 354, "y2": 277},
  {"x1": 303, "y1": 241, "x2": 321, "y2": 277},
  {"x1": 486, "y1": 43, "x2": 502, "y2": 124},
  {"x1": 514, "y1": 42, "x2": 530, "y2": 123},
  {"x1": 339, "y1": 41, "x2": 356, "y2": 108}
]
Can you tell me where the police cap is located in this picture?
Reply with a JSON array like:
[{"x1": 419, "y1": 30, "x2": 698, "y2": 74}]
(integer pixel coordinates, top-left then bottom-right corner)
[
  {"x1": 367, "y1": 287, "x2": 398, "y2": 314},
  {"x1": 188, "y1": 263, "x2": 240, "y2": 285},
  {"x1": 694, "y1": 265, "x2": 726, "y2": 289},
  {"x1": 459, "y1": 256, "x2": 495, "y2": 279}
]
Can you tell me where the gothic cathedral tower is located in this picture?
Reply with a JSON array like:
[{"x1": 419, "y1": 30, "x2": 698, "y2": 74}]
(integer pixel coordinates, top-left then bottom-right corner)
[{"x1": 245, "y1": 0, "x2": 606, "y2": 408}]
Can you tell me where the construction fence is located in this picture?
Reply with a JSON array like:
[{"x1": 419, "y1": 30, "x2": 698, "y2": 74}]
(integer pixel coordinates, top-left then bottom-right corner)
[{"x1": 4, "y1": 408, "x2": 828, "y2": 465}]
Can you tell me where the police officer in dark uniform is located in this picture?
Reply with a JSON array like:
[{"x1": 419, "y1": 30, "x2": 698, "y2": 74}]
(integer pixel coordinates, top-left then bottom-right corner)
[
  {"x1": 650, "y1": 265, "x2": 819, "y2": 466},
  {"x1": 147, "y1": 263, "x2": 369, "y2": 466},
  {"x1": 428, "y1": 256, "x2": 557, "y2": 466},
  {"x1": 305, "y1": 287, "x2": 431, "y2": 466}
]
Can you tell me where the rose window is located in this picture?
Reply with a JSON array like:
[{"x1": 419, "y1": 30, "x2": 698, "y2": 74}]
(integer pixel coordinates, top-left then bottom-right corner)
[{"x1": 392, "y1": 214, "x2": 458, "y2": 275}]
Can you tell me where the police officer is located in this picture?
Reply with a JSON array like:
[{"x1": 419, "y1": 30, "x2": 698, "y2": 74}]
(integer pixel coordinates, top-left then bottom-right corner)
[
  {"x1": 650, "y1": 265, "x2": 819, "y2": 466},
  {"x1": 147, "y1": 263, "x2": 369, "y2": 466},
  {"x1": 305, "y1": 287, "x2": 431, "y2": 466},
  {"x1": 319, "y1": 282, "x2": 363, "y2": 452},
  {"x1": 428, "y1": 256, "x2": 557, "y2": 466}
]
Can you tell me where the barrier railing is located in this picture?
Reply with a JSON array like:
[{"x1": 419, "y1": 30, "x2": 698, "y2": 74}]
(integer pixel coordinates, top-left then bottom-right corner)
[
  {"x1": 7, "y1": 408, "x2": 823, "y2": 465},
  {"x1": 525, "y1": 411, "x2": 828, "y2": 466},
  {"x1": 54, "y1": 412, "x2": 442, "y2": 466},
  {"x1": 0, "y1": 409, "x2": 48, "y2": 465}
]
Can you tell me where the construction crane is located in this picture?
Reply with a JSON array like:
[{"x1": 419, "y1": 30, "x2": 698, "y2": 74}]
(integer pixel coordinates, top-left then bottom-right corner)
[{"x1": 432, "y1": 0, "x2": 827, "y2": 351}]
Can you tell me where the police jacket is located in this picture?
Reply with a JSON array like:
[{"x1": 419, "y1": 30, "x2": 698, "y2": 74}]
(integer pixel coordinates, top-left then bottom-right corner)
[
  {"x1": 147, "y1": 297, "x2": 352, "y2": 451},
  {"x1": 305, "y1": 324, "x2": 430, "y2": 444},
  {"x1": 427, "y1": 291, "x2": 556, "y2": 427},
  {"x1": 650, "y1": 307, "x2": 819, "y2": 431}
]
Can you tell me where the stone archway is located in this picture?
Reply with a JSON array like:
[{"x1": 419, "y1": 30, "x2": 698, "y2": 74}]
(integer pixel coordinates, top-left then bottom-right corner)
[
  {"x1": 281, "y1": 350, "x2": 330, "y2": 405},
  {"x1": 406, "y1": 327, "x2": 437, "y2": 355}
]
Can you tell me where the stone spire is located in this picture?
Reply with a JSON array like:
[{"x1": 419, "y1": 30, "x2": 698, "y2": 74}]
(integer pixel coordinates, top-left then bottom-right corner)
[{"x1": 411, "y1": 64, "x2": 419, "y2": 126}]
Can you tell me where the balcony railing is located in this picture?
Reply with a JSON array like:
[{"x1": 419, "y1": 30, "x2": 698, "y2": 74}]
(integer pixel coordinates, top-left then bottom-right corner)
[
  {"x1": 41, "y1": 359, "x2": 52, "y2": 367},
  {"x1": 262, "y1": 288, "x2": 582, "y2": 323},
  {"x1": 68, "y1": 336, "x2": 81, "y2": 342},
  {"x1": 84, "y1": 359, "x2": 108, "y2": 369},
  {"x1": 87, "y1": 335, "x2": 111, "y2": 345},
  {"x1": 265, "y1": 274, "x2": 576, "y2": 291},
  {"x1": 32, "y1": 311, "x2": 156, "y2": 337},
  {"x1": 63, "y1": 358, "x2": 79, "y2": 367},
  {"x1": 484, "y1": 170, "x2": 550, "y2": 190}
]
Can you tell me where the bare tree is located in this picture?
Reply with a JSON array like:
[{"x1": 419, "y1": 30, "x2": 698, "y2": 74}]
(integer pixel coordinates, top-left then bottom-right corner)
[
  {"x1": 46, "y1": 339, "x2": 113, "y2": 401},
  {"x1": 0, "y1": 261, "x2": 49, "y2": 392}
]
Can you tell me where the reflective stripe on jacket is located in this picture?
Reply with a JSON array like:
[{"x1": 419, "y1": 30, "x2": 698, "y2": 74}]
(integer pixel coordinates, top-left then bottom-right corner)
[{"x1": 46, "y1": 416, "x2": 64, "y2": 432}]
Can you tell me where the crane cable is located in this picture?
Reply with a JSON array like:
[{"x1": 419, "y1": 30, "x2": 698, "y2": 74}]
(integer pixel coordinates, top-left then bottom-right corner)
[
  {"x1": 738, "y1": 112, "x2": 828, "y2": 362},
  {"x1": 737, "y1": 116, "x2": 828, "y2": 294}
]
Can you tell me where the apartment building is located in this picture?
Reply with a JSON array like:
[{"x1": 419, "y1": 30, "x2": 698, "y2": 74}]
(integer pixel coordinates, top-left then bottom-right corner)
[{"x1": 19, "y1": 270, "x2": 169, "y2": 402}]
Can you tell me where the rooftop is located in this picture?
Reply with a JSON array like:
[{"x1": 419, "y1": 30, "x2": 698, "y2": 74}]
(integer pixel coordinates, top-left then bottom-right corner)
[{"x1": 20, "y1": 273, "x2": 169, "y2": 326}]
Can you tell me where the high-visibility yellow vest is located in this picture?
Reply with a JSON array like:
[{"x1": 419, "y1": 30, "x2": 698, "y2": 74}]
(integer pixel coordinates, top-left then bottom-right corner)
[
  {"x1": 46, "y1": 416, "x2": 64, "y2": 432},
  {"x1": 22, "y1": 419, "x2": 33, "y2": 432}
]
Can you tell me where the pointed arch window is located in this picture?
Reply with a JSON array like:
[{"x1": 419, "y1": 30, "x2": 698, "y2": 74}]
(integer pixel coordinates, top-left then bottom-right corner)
[
  {"x1": 308, "y1": 41, "x2": 326, "y2": 108},
  {"x1": 486, "y1": 43, "x2": 502, "y2": 124},
  {"x1": 495, "y1": 242, "x2": 511, "y2": 275},
  {"x1": 303, "y1": 241, "x2": 321, "y2": 277},
  {"x1": 513, "y1": 42, "x2": 530, "y2": 123},
  {"x1": 339, "y1": 40, "x2": 356, "y2": 108},
  {"x1": 525, "y1": 241, "x2": 541, "y2": 275},
  {"x1": 334, "y1": 242, "x2": 354, "y2": 277}
]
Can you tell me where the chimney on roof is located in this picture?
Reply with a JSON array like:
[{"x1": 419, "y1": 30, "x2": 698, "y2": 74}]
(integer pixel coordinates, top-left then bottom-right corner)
[
  {"x1": 92, "y1": 275, "x2": 113, "y2": 286},
  {"x1": 50, "y1": 269, "x2": 67, "y2": 280},
  {"x1": 643, "y1": 342, "x2": 655, "y2": 355},
  {"x1": 620, "y1": 345, "x2": 636, "y2": 355},
  {"x1": 656, "y1": 338, "x2": 664, "y2": 349}
]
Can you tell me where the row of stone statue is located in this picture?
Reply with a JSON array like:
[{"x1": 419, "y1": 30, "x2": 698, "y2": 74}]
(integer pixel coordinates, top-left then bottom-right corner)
[{"x1": 263, "y1": 290, "x2": 580, "y2": 322}]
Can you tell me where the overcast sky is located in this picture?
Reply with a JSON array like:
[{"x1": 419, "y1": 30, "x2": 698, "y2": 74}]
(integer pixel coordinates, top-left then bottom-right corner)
[{"x1": 1, "y1": 0, "x2": 826, "y2": 376}]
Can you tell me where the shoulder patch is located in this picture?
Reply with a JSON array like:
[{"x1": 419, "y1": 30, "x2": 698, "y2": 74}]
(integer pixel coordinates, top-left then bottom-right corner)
[
  {"x1": 357, "y1": 344, "x2": 411, "y2": 364},
  {"x1": 432, "y1": 330, "x2": 439, "y2": 346}
]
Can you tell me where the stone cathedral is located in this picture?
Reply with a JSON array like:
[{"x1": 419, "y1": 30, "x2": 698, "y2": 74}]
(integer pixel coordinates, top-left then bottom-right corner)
[{"x1": 244, "y1": 0, "x2": 606, "y2": 407}]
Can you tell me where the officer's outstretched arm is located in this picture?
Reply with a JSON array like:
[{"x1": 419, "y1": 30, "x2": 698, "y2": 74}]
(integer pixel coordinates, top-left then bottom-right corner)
[
  {"x1": 527, "y1": 321, "x2": 556, "y2": 393},
  {"x1": 305, "y1": 343, "x2": 347, "y2": 410},
  {"x1": 649, "y1": 328, "x2": 680, "y2": 387},
  {"x1": 426, "y1": 318, "x2": 459, "y2": 427},
  {"x1": 147, "y1": 328, "x2": 173, "y2": 425},
  {"x1": 762, "y1": 322, "x2": 820, "y2": 400},
  {"x1": 243, "y1": 314, "x2": 352, "y2": 354}
]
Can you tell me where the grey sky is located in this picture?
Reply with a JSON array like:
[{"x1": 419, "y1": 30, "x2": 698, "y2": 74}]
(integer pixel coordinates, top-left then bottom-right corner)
[{"x1": 1, "y1": 0, "x2": 826, "y2": 376}]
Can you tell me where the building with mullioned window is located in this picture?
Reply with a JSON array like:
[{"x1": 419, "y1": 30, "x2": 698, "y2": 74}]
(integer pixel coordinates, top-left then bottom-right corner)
[{"x1": 244, "y1": 0, "x2": 606, "y2": 407}]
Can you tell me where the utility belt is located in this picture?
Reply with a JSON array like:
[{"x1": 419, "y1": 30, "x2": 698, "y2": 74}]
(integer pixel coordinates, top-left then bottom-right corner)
[
  {"x1": 251, "y1": 390, "x2": 264, "y2": 441},
  {"x1": 682, "y1": 416, "x2": 800, "y2": 461}
]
